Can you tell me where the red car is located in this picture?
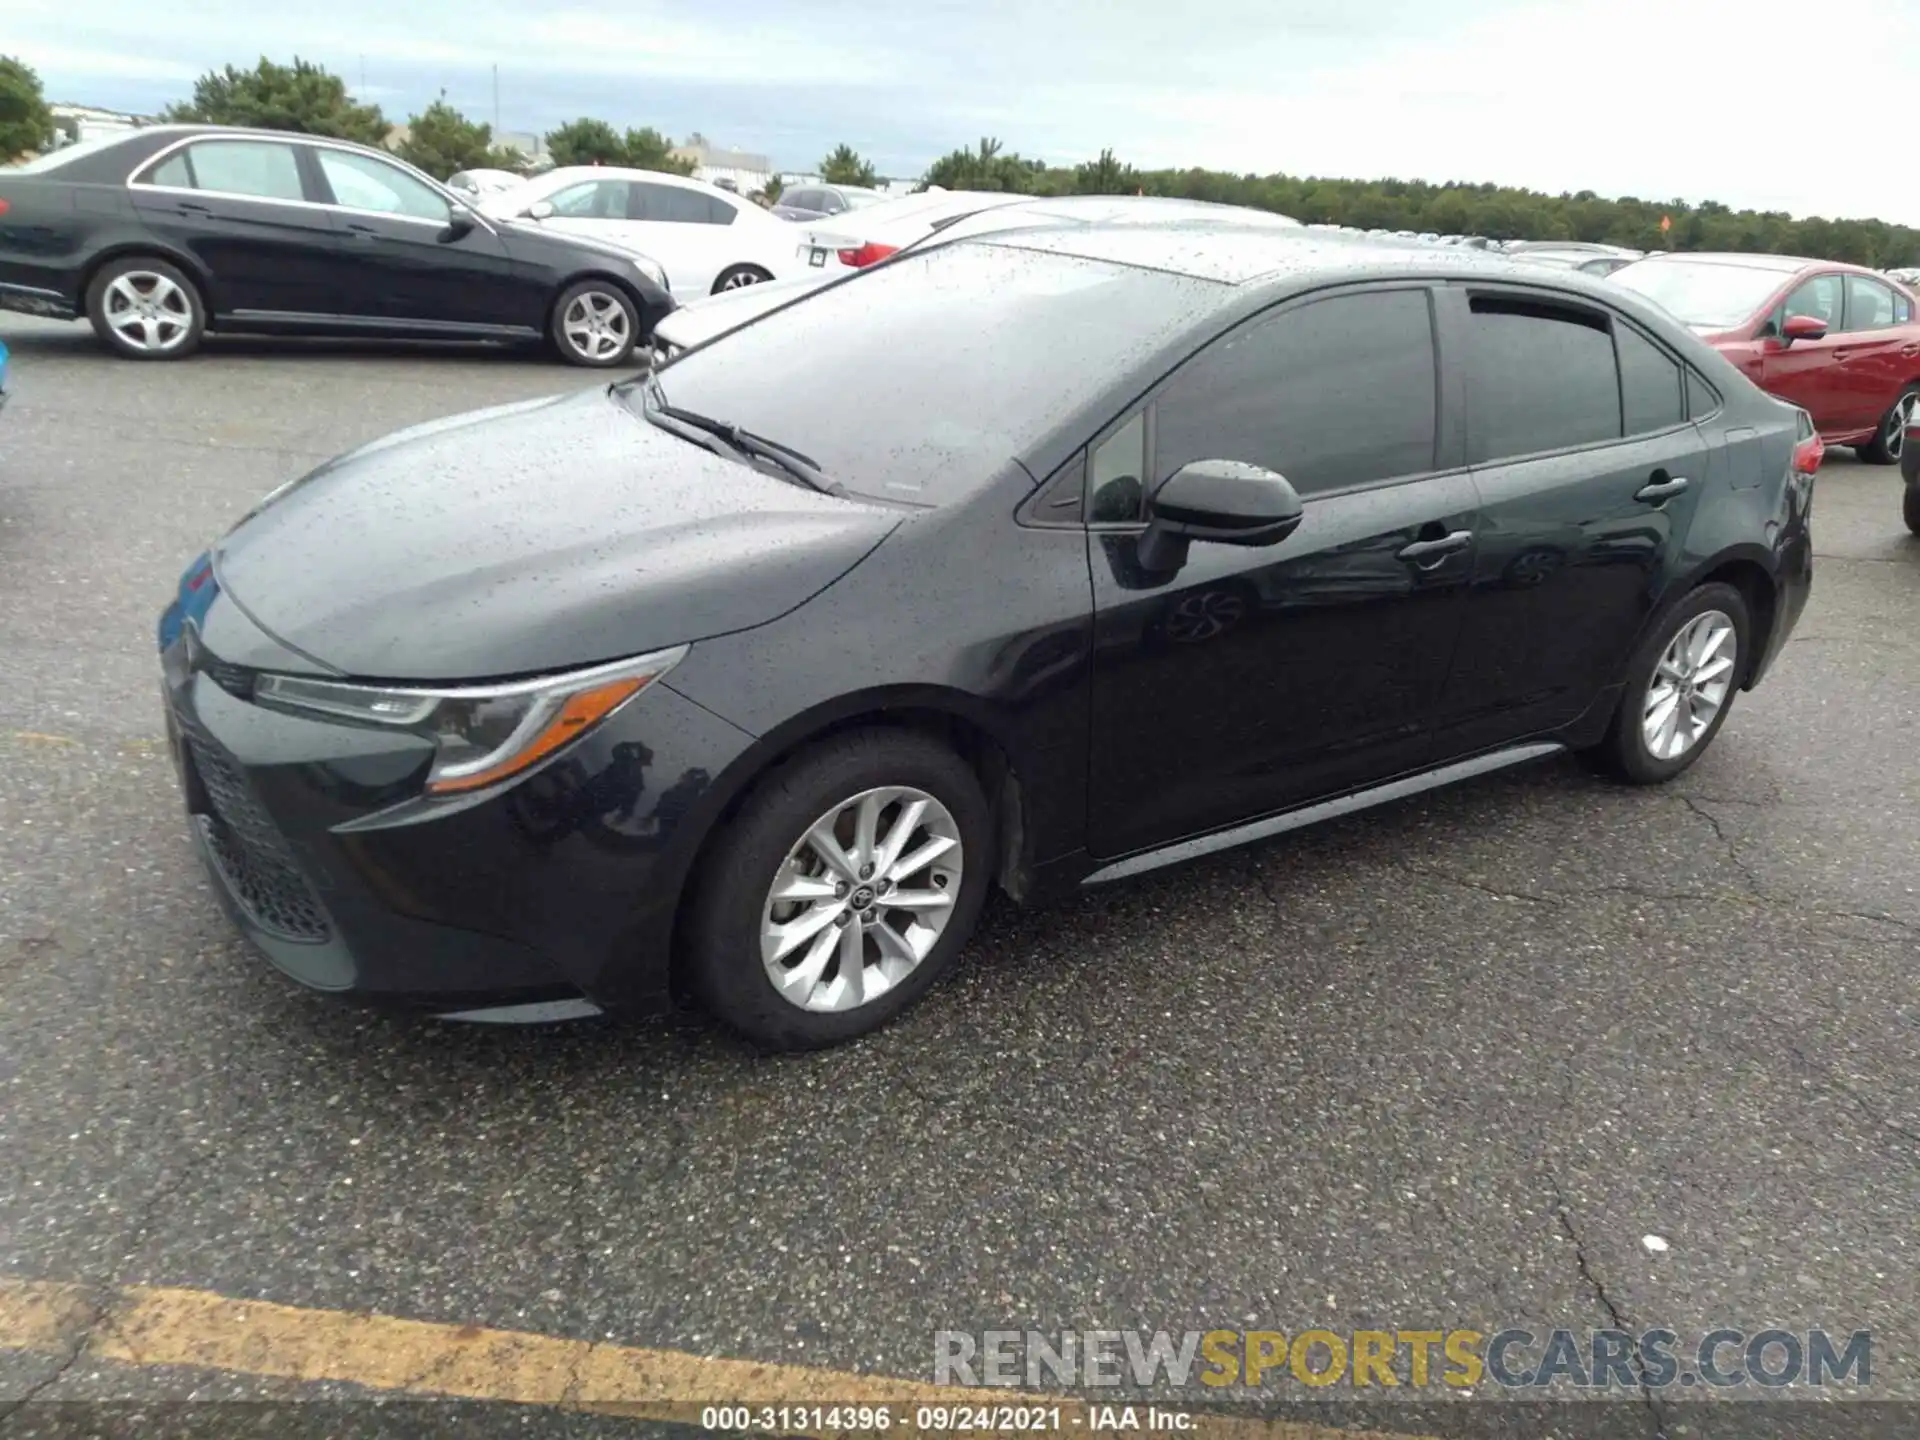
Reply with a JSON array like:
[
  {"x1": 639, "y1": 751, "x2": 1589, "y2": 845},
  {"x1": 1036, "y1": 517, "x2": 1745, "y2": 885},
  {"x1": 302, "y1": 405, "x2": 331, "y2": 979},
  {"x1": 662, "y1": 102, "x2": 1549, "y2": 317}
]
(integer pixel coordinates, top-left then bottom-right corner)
[{"x1": 1611, "y1": 252, "x2": 1920, "y2": 464}]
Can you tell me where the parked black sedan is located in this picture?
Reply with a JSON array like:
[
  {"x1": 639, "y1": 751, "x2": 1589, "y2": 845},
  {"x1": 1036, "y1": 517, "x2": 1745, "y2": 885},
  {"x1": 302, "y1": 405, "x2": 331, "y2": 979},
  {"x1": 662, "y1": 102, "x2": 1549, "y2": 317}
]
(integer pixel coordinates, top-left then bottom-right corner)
[
  {"x1": 0, "y1": 127, "x2": 675, "y2": 366},
  {"x1": 157, "y1": 221, "x2": 1815, "y2": 1048}
]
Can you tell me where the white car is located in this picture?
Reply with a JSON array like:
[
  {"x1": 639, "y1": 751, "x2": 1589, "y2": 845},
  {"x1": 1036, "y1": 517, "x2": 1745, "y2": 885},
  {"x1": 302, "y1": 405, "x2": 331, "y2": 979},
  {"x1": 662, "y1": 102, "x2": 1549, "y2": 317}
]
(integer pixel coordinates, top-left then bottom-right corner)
[
  {"x1": 479, "y1": 167, "x2": 796, "y2": 298},
  {"x1": 446, "y1": 167, "x2": 523, "y2": 198},
  {"x1": 654, "y1": 194, "x2": 1312, "y2": 356},
  {"x1": 792, "y1": 189, "x2": 1306, "y2": 281}
]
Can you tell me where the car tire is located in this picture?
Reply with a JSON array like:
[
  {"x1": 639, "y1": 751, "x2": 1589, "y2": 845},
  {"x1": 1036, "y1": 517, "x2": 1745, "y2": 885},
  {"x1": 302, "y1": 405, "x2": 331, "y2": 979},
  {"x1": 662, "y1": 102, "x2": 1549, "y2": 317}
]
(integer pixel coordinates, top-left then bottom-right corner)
[
  {"x1": 684, "y1": 728, "x2": 994, "y2": 1051},
  {"x1": 1904, "y1": 480, "x2": 1920, "y2": 537},
  {"x1": 85, "y1": 256, "x2": 205, "y2": 361},
  {"x1": 548, "y1": 280, "x2": 640, "y2": 368},
  {"x1": 1857, "y1": 383, "x2": 1920, "y2": 465},
  {"x1": 1596, "y1": 581, "x2": 1751, "y2": 785},
  {"x1": 711, "y1": 264, "x2": 772, "y2": 294}
]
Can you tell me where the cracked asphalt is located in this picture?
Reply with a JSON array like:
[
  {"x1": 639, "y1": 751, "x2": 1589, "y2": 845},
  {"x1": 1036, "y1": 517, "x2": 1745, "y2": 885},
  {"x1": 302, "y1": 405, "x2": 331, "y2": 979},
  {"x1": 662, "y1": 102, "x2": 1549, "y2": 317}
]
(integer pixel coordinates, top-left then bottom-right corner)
[{"x1": 1, "y1": 316, "x2": 1917, "y2": 1436}]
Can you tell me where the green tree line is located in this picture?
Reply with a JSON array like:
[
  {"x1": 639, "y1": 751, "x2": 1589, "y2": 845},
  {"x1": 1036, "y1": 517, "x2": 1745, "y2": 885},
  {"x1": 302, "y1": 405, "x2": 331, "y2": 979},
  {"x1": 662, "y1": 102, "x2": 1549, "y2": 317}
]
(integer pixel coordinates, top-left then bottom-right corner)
[{"x1": 920, "y1": 136, "x2": 1920, "y2": 267}]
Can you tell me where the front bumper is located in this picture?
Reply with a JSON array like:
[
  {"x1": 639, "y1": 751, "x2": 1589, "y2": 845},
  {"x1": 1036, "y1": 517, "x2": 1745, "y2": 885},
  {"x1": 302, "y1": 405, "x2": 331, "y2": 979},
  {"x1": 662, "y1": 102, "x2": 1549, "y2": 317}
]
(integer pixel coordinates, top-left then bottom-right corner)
[{"x1": 159, "y1": 590, "x2": 755, "y2": 1018}]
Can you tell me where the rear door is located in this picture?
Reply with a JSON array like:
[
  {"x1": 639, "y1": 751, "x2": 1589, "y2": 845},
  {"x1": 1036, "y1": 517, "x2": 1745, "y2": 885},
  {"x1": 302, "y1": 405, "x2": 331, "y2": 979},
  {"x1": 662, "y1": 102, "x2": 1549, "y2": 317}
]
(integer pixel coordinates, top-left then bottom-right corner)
[
  {"x1": 306, "y1": 146, "x2": 520, "y2": 329},
  {"x1": 1429, "y1": 286, "x2": 1712, "y2": 756},
  {"x1": 1752, "y1": 272, "x2": 1855, "y2": 433},
  {"x1": 1086, "y1": 284, "x2": 1479, "y2": 858},
  {"x1": 627, "y1": 182, "x2": 738, "y2": 297},
  {"x1": 1835, "y1": 273, "x2": 1918, "y2": 429},
  {"x1": 129, "y1": 137, "x2": 340, "y2": 316}
]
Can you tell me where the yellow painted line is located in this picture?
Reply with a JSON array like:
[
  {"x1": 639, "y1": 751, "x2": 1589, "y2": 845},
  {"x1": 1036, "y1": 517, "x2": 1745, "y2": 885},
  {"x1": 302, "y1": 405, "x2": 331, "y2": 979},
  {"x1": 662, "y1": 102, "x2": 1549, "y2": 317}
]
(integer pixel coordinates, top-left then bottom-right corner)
[
  {"x1": 0, "y1": 1278, "x2": 1439, "y2": 1440},
  {"x1": 6, "y1": 731, "x2": 80, "y2": 746}
]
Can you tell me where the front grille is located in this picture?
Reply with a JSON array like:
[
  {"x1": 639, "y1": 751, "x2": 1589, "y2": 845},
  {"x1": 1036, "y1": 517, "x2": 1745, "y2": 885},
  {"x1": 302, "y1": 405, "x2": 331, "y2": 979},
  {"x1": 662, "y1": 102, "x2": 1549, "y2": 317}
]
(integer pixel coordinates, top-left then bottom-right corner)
[{"x1": 187, "y1": 737, "x2": 330, "y2": 943}]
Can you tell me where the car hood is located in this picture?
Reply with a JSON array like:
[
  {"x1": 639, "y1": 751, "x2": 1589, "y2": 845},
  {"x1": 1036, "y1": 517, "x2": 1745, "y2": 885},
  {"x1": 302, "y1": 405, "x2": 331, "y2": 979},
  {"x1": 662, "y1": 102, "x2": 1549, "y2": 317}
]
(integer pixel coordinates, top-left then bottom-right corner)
[
  {"x1": 212, "y1": 388, "x2": 901, "y2": 682},
  {"x1": 654, "y1": 274, "x2": 835, "y2": 350}
]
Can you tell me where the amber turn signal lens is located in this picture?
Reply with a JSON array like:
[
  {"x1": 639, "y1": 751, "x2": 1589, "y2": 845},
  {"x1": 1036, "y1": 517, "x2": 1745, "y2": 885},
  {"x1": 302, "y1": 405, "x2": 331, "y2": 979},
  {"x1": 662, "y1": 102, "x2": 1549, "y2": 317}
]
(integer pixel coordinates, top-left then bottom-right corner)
[{"x1": 424, "y1": 675, "x2": 648, "y2": 795}]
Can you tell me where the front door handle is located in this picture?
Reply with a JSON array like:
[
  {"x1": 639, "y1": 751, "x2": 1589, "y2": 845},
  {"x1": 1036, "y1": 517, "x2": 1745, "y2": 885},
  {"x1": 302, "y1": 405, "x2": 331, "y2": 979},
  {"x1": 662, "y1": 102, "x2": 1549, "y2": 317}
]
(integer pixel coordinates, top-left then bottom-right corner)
[
  {"x1": 1396, "y1": 529, "x2": 1473, "y2": 564},
  {"x1": 344, "y1": 222, "x2": 380, "y2": 242},
  {"x1": 1635, "y1": 475, "x2": 1690, "y2": 503}
]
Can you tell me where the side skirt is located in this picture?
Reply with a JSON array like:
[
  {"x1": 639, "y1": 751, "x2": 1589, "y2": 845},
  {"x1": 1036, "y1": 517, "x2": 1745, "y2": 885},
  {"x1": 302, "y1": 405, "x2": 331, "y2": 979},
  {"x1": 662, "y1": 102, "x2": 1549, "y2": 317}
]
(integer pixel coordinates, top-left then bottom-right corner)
[{"x1": 1080, "y1": 741, "x2": 1566, "y2": 887}]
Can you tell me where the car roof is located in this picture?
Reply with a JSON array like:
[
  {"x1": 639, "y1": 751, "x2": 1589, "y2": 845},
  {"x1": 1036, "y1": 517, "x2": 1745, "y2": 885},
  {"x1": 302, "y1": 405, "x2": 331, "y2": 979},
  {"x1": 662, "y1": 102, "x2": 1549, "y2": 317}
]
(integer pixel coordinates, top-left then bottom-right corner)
[
  {"x1": 539, "y1": 166, "x2": 723, "y2": 194},
  {"x1": 971, "y1": 220, "x2": 1546, "y2": 288},
  {"x1": 1630, "y1": 251, "x2": 1816, "y2": 273}
]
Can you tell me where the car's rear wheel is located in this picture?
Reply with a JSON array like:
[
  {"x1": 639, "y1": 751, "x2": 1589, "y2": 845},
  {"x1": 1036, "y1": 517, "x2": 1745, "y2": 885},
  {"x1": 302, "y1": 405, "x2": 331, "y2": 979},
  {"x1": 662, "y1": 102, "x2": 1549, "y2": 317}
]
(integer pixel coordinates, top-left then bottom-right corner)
[
  {"x1": 684, "y1": 728, "x2": 994, "y2": 1050},
  {"x1": 86, "y1": 256, "x2": 204, "y2": 360},
  {"x1": 1904, "y1": 479, "x2": 1920, "y2": 536},
  {"x1": 712, "y1": 264, "x2": 772, "y2": 294},
  {"x1": 549, "y1": 280, "x2": 640, "y2": 367},
  {"x1": 1858, "y1": 384, "x2": 1920, "y2": 465},
  {"x1": 1596, "y1": 582, "x2": 1750, "y2": 784}
]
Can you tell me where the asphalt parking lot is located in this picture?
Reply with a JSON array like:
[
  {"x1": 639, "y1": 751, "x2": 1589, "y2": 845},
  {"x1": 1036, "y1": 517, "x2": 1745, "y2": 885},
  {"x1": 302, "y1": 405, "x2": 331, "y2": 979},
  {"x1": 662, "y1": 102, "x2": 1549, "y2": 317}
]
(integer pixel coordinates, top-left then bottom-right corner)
[{"x1": 1, "y1": 316, "x2": 1917, "y2": 1437}]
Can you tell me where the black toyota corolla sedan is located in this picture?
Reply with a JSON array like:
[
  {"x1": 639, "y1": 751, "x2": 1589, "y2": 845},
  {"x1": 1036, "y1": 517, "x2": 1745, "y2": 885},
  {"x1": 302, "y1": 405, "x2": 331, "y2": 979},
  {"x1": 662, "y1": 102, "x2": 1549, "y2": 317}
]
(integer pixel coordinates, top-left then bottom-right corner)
[
  {"x1": 0, "y1": 126, "x2": 674, "y2": 366},
  {"x1": 157, "y1": 221, "x2": 1816, "y2": 1048}
]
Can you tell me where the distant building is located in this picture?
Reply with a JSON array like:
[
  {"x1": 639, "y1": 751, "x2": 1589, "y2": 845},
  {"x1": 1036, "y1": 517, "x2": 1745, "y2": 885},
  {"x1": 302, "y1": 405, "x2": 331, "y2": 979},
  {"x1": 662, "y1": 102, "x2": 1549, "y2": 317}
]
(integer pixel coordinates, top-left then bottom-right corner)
[
  {"x1": 50, "y1": 103, "x2": 151, "y2": 148},
  {"x1": 673, "y1": 133, "x2": 774, "y2": 195},
  {"x1": 495, "y1": 130, "x2": 546, "y2": 160}
]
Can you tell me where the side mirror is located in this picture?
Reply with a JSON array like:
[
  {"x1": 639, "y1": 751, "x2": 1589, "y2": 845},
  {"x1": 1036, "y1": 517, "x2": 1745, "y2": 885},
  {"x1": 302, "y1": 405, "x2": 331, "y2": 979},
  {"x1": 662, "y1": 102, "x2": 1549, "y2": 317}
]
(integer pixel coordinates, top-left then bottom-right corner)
[
  {"x1": 526, "y1": 200, "x2": 555, "y2": 221},
  {"x1": 1137, "y1": 459, "x2": 1304, "y2": 570},
  {"x1": 1781, "y1": 314, "x2": 1827, "y2": 344},
  {"x1": 441, "y1": 207, "x2": 476, "y2": 241}
]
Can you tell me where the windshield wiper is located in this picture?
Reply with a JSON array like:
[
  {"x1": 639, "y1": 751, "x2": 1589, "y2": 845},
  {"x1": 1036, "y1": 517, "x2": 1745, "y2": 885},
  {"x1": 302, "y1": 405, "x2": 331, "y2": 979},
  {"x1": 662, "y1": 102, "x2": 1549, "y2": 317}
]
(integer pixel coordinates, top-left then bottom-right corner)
[{"x1": 637, "y1": 377, "x2": 844, "y2": 497}]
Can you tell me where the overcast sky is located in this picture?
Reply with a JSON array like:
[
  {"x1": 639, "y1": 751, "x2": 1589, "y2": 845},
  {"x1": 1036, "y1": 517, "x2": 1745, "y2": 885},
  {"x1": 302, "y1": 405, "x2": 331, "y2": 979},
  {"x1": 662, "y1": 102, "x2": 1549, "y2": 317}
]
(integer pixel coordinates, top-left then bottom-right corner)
[{"x1": 17, "y1": 0, "x2": 1920, "y2": 227}]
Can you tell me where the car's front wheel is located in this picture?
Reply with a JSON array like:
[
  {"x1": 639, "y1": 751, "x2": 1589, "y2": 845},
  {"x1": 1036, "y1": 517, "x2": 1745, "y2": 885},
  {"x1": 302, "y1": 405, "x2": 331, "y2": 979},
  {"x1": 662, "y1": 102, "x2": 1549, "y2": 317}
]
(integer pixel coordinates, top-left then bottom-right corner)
[
  {"x1": 86, "y1": 256, "x2": 205, "y2": 360},
  {"x1": 1904, "y1": 479, "x2": 1920, "y2": 536},
  {"x1": 1858, "y1": 384, "x2": 1920, "y2": 465},
  {"x1": 1597, "y1": 582, "x2": 1750, "y2": 784},
  {"x1": 685, "y1": 729, "x2": 994, "y2": 1050},
  {"x1": 549, "y1": 280, "x2": 640, "y2": 367}
]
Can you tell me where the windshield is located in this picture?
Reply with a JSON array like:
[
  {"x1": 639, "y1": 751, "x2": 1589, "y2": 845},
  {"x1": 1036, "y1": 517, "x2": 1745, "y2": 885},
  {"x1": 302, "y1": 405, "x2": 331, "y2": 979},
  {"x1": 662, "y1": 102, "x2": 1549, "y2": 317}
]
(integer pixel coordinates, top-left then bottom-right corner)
[
  {"x1": 1610, "y1": 258, "x2": 1792, "y2": 328},
  {"x1": 644, "y1": 242, "x2": 1221, "y2": 504}
]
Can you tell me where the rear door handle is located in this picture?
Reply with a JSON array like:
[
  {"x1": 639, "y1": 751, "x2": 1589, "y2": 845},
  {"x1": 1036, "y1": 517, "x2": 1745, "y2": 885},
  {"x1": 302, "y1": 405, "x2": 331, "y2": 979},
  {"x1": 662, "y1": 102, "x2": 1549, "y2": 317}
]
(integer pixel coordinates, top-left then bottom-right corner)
[
  {"x1": 1396, "y1": 529, "x2": 1473, "y2": 564},
  {"x1": 1635, "y1": 475, "x2": 1690, "y2": 503}
]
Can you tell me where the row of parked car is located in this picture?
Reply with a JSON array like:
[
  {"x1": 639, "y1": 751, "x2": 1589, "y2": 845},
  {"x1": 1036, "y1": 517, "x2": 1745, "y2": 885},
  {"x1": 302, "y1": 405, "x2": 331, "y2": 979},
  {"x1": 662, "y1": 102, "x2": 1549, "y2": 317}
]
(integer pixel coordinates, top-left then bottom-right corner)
[{"x1": 4, "y1": 124, "x2": 1918, "y2": 533}]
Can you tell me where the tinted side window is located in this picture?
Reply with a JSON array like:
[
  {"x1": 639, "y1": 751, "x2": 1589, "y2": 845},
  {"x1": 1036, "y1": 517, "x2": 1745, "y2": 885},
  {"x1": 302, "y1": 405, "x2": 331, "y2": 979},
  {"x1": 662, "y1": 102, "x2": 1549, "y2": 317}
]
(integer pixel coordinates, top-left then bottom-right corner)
[
  {"x1": 1153, "y1": 289, "x2": 1438, "y2": 497},
  {"x1": 1685, "y1": 369, "x2": 1720, "y2": 420},
  {"x1": 550, "y1": 181, "x2": 623, "y2": 218},
  {"x1": 785, "y1": 189, "x2": 818, "y2": 212},
  {"x1": 1616, "y1": 323, "x2": 1684, "y2": 435},
  {"x1": 148, "y1": 152, "x2": 192, "y2": 187},
  {"x1": 636, "y1": 184, "x2": 723, "y2": 223},
  {"x1": 175, "y1": 141, "x2": 305, "y2": 202},
  {"x1": 1782, "y1": 274, "x2": 1843, "y2": 327},
  {"x1": 1088, "y1": 413, "x2": 1148, "y2": 523},
  {"x1": 1464, "y1": 296, "x2": 1620, "y2": 463},
  {"x1": 314, "y1": 149, "x2": 449, "y2": 221},
  {"x1": 1843, "y1": 275, "x2": 1897, "y2": 331}
]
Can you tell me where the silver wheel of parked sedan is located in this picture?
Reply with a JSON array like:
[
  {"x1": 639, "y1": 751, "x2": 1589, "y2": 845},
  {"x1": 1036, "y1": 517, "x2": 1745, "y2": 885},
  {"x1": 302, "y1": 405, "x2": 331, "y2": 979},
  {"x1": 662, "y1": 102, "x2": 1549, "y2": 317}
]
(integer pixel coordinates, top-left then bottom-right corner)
[
  {"x1": 560, "y1": 290, "x2": 632, "y2": 363},
  {"x1": 105, "y1": 272, "x2": 194, "y2": 353},
  {"x1": 760, "y1": 785, "x2": 963, "y2": 1013},
  {"x1": 1886, "y1": 390, "x2": 1918, "y2": 462},
  {"x1": 1641, "y1": 609, "x2": 1738, "y2": 761},
  {"x1": 86, "y1": 256, "x2": 205, "y2": 360}
]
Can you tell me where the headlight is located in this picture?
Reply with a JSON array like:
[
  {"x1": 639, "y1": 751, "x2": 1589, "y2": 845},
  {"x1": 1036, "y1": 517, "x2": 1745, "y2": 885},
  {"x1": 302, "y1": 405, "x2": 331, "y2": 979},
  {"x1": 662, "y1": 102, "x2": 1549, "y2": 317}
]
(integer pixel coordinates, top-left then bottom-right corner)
[
  {"x1": 633, "y1": 255, "x2": 669, "y2": 290},
  {"x1": 254, "y1": 646, "x2": 687, "y2": 796}
]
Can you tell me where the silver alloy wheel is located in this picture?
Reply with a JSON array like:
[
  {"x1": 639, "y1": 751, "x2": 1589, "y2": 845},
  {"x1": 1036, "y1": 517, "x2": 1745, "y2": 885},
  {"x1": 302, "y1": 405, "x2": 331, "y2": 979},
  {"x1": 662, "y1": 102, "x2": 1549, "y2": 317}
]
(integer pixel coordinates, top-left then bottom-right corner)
[
  {"x1": 104, "y1": 271, "x2": 193, "y2": 353},
  {"x1": 1887, "y1": 391, "x2": 1918, "y2": 460},
  {"x1": 719, "y1": 268, "x2": 765, "y2": 290},
  {"x1": 1642, "y1": 609, "x2": 1737, "y2": 761},
  {"x1": 560, "y1": 290, "x2": 631, "y2": 361},
  {"x1": 760, "y1": 785, "x2": 963, "y2": 1013}
]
